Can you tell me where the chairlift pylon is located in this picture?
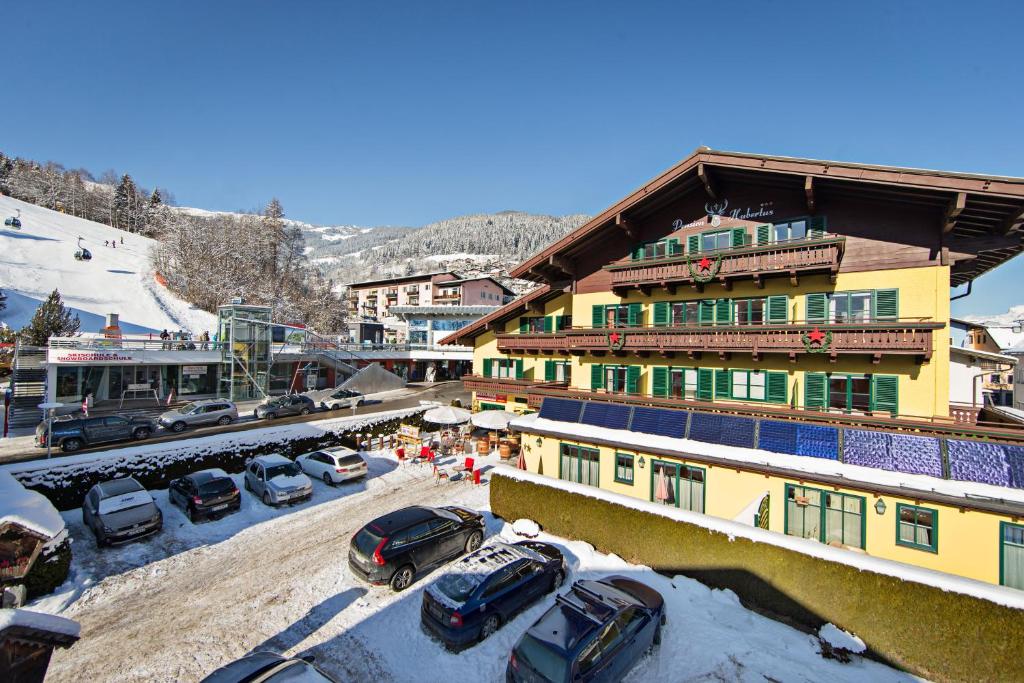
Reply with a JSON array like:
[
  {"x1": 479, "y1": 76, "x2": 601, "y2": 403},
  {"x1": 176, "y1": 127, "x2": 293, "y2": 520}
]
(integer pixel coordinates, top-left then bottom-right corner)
[{"x1": 74, "y1": 236, "x2": 92, "y2": 262}]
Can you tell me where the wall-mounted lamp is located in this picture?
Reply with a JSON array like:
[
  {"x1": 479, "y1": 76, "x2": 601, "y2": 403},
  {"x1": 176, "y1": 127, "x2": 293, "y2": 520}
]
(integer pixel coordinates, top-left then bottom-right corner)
[
  {"x1": 638, "y1": 456, "x2": 646, "y2": 469},
  {"x1": 874, "y1": 498, "x2": 887, "y2": 515},
  {"x1": 535, "y1": 437, "x2": 543, "y2": 447}
]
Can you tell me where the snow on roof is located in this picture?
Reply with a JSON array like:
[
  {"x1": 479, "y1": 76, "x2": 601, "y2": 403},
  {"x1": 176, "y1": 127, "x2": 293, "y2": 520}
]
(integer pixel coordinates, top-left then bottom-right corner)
[
  {"x1": 494, "y1": 465, "x2": 1024, "y2": 610},
  {"x1": 509, "y1": 413, "x2": 1024, "y2": 508},
  {"x1": 0, "y1": 608, "x2": 80, "y2": 639},
  {"x1": 427, "y1": 541, "x2": 540, "y2": 609},
  {"x1": 254, "y1": 453, "x2": 293, "y2": 465},
  {"x1": 0, "y1": 471, "x2": 65, "y2": 539},
  {"x1": 950, "y1": 346, "x2": 1018, "y2": 364}
]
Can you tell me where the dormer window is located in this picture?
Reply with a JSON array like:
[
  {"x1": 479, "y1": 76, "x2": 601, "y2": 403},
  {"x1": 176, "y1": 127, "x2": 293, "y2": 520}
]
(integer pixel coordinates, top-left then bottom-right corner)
[{"x1": 632, "y1": 238, "x2": 681, "y2": 261}]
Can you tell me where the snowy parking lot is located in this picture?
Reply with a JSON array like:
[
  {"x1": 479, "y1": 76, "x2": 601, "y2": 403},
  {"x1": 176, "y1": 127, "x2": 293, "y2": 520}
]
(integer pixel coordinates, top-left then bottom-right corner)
[{"x1": 35, "y1": 450, "x2": 916, "y2": 683}]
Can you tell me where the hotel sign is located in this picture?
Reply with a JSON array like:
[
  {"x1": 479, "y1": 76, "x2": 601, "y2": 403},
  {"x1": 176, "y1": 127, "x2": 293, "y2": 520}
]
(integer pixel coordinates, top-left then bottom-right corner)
[{"x1": 673, "y1": 198, "x2": 776, "y2": 230}]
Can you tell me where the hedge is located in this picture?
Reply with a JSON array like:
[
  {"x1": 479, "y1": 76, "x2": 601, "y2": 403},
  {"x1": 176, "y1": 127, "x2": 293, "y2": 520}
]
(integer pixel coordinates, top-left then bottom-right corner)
[
  {"x1": 22, "y1": 538, "x2": 72, "y2": 600},
  {"x1": 490, "y1": 473, "x2": 1024, "y2": 683},
  {"x1": 14, "y1": 412, "x2": 422, "y2": 510}
]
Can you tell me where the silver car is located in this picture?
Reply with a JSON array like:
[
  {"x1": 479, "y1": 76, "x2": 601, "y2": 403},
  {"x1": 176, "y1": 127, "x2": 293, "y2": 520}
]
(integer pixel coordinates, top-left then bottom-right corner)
[
  {"x1": 319, "y1": 389, "x2": 365, "y2": 411},
  {"x1": 243, "y1": 454, "x2": 313, "y2": 506},
  {"x1": 160, "y1": 400, "x2": 238, "y2": 433},
  {"x1": 82, "y1": 477, "x2": 163, "y2": 547}
]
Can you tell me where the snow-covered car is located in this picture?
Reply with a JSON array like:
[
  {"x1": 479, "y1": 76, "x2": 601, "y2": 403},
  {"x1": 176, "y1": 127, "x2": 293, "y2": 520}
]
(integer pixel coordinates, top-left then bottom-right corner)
[
  {"x1": 254, "y1": 394, "x2": 315, "y2": 420},
  {"x1": 159, "y1": 400, "x2": 238, "y2": 432},
  {"x1": 201, "y1": 651, "x2": 338, "y2": 683},
  {"x1": 319, "y1": 388, "x2": 364, "y2": 411},
  {"x1": 168, "y1": 469, "x2": 241, "y2": 522},
  {"x1": 422, "y1": 540, "x2": 565, "y2": 649},
  {"x1": 296, "y1": 447, "x2": 368, "y2": 485},
  {"x1": 243, "y1": 454, "x2": 313, "y2": 506},
  {"x1": 82, "y1": 477, "x2": 163, "y2": 546}
]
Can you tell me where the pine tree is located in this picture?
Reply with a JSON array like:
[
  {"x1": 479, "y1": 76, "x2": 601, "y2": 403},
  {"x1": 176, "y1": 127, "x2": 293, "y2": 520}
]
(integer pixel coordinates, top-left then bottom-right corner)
[
  {"x1": 112, "y1": 174, "x2": 139, "y2": 232},
  {"x1": 0, "y1": 153, "x2": 13, "y2": 196},
  {"x1": 0, "y1": 288, "x2": 6, "y2": 313},
  {"x1": 20, "y1": 289, "x2": 80, "y2": 345}
]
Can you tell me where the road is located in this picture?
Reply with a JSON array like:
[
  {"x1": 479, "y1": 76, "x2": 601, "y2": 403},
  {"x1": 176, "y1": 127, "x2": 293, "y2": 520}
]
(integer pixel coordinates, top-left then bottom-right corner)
[{"x1": 0, "y1": 382, "x2": 468, "y2": 466}]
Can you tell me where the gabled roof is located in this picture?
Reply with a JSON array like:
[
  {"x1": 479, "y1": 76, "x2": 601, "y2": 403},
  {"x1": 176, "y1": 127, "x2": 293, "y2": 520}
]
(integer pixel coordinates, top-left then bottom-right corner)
[
  {"x1": 346, "y1": 271, "x2": 457, "y2": 289},
  {"x1": 437, "y1": 275, "x2": 517, "y2": 295},
  {"x1": 513, "y1": 148, "x2": 1024, "y2": 287},
  {"x1": 438, "y1": 284, "x2": 559, "y2": 345}
]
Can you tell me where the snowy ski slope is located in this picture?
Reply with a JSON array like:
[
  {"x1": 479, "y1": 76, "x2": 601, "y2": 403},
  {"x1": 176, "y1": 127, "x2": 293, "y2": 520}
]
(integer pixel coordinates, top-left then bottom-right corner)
[{"x1": 0, "y1": 195, "x2": 216, "y2": 335}]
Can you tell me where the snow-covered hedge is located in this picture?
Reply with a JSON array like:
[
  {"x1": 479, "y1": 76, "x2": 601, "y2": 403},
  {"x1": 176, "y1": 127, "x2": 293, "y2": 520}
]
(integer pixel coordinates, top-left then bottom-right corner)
[
  {"x1": 7, "y1": 408, "x2": 424, "y2": 510},
  {"x1": 22, "y1": 538, "x2": 72, "y2": 600},
  {"x1": 490, "y1": 468, "x2": 1024, "y2": 683}
]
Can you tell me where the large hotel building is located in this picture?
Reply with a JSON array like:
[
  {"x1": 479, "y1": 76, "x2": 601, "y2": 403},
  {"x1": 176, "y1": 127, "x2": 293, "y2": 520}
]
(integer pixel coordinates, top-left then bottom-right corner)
[{"x1": 443, "y1": 148, "x2": 1024, "y2": 589}]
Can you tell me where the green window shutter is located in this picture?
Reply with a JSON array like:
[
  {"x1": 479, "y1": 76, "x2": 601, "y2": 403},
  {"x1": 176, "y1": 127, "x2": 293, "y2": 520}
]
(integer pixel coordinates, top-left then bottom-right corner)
[
  {"x1": 696, "y1": 368, "x2": 714, "y2": 400},
  {"x1": 714, "y1": 369, "x2": 731, "y2": 398},
  {"x1": 874, "y1": 289, "x2": 899, "y2": 321},
  {"x1": 872, "y1": 375, "x2": 899, "y2": 415},
  {"x1": 519, "y1": 317, "x2": 528, "y2": 333},
  {"x1": 554, "y1": 315, "x2": 564, "y2": 331},
  {"x1": 731, "y1": 228, "x2": 747, "y2": 247},
  {"x1": 628, "y1": 303, "x2": 643, "y2": 327},
  {"x1": 651, "y1": 366, "x2": 668, "y2": 397},
  {"x1": 806, "y1": 293, "x2": 827, "y2": 323},
  {"x1": 698, "y1": 300, "x2": 715, "y2": 325},
  {"x1": 591, "y1": 364, "x2": 604, "y2": 391},
  {"x1": 668, "y1": 238, "x2": 682, "y2": 255},
  {"x1": 482, "y1": 358, "x2": 492, "y2": 378},
  {"x1": 626, "y1": 366, "x2": 641, "y2": 395},
  {"x1": 715, "y1": 298, "x2": 731, "y2": 324},
  {"x1": 804, "y1": 372, "x2": 827, "y2": 409},
  {"x1": 544, "y1": 360, "x2": 555, "y2": 382},
  {"x1": 808, "y1": 215, "x2": 827, "y2": 238},
  {"x1": 766, "y1": 372, "x2": 788, "y2": 404},
  {"x1": 515, "y1": 359, "x2": 524, "y2": 379},
  {"x1": 632, "y1": 245, "x2": 644, "y2": 260},
  {"x1": 766, "y1": 295, "x2": 788, "y2": 324},
  {"x1": 592, "y1": 305, "x2": 605, "y2": 328},
  {"x1": 653, "y1": 301, "x2": 670, "y2": 327},
  {"x1": 543, "y1": 316, "x2": 553, "y2": 333},
  {"x1": 687, "y1": 234, "x2": 700, "y2": 253},
  {"x1": 756, "y1": 224, "x2": 772, "y2": 244}
]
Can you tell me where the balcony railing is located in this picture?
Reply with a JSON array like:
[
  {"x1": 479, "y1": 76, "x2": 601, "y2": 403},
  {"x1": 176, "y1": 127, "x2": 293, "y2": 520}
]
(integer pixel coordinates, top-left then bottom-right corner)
[
  {"x1": 605, "y1": 236, "x2": 844, "y2": 291},
  {"x1": 463, "y1": 375, "x2": 568, "y2": 399},
  {"x1": 496, "y1": 320, "x2": 942, "y2": 361}
]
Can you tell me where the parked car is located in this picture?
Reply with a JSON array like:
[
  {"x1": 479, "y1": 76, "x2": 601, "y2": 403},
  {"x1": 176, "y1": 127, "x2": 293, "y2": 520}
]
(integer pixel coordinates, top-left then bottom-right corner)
[
  {"x1": 37, "y1": 414, "x2": 155, "y2": 452},
  {"x1": 422, "y1": 540, "x2": 566, "y2": 649},
  {"x1": 349, "y1": 505, "x2": 485, "y2": 592},
  {"x1": 243, "y1": 454, "x2": 313, "y2": 506},
  {"x1": 506, "y1": 576, "x2": 665, "y2": 683},
  {"x1": 296, "y1": 447, "x2": 368, "y2": 485},
  {"x1": 168, "y1": 468, "x2": 241, "y2": 522},
  {"x1": 201, "y1": 651, "x2": 338, "y2": 683},
  {"x1": 319, "y1": 388, "x2": 365, "y2": 411},
  {"x1": 254, "y1": 394, "x2": 315, "y2": 420},
  {"x1": 82, "y1": 477, "x2": 163, "y2": 546},
  {"x1": 159, "y1": 400, "x2": 238, "y2": 432}
]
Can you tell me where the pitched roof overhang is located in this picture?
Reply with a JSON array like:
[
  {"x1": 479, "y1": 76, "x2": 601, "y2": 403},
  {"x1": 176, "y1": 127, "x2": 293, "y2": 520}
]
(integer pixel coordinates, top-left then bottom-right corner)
[
  {"x1": 512, "y1": 148, "x2": 1024, "y2": 287},
  {"x1": 438, "y1": 283, "x2": 565, "y2": 345}
]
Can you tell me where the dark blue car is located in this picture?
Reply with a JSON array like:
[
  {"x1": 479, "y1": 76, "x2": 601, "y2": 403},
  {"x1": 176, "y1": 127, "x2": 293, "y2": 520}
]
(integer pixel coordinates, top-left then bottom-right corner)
[
  {"x1": 506, "y1": 576, "x2": 665, "y2": 683},
  {"x1": 421, "y1": 540, "x2": 566, "y2": 649}
]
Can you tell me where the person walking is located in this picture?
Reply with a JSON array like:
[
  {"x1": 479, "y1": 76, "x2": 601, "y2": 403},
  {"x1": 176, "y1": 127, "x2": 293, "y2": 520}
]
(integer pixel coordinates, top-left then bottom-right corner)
[
  {"x1": 160, "y1": 329, "x2": 170, "y2": 350},
  {"x1": 201, "y1": 330, "x2": 210, "y2": 350}
]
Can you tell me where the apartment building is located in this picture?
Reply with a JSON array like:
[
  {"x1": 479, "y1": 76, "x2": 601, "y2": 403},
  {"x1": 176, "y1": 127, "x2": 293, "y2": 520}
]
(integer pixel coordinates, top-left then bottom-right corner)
[{"x1": 345, "y1": 272, "x2": 458, "y2": 320}]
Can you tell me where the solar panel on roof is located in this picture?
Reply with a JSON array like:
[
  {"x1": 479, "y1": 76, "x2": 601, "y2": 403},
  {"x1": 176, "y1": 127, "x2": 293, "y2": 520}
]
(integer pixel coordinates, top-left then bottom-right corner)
[
  {"x1": 629, "y1": 406, "x2": 686, "y2": 438},
  {"x1": 581, "y1": 402, "x2": 632, "y2": 430},
  {"x1": 539, "y1": 398, "x2": 583, "y2": 423}
]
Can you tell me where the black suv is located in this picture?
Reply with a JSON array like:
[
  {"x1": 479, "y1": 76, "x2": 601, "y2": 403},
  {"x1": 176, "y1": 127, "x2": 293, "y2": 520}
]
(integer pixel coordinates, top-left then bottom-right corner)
[
  {"x1": 507, "y1": 576, "x2": 665, "y2": 683},
  {"x1": 168, "y1": 469, "x2": 241, "y2": 522},
  {"x1": 349, "y1": 506, "x2": 485, "y2": 592},
  {"x1": 36, "y1": 414, "x2": 155, "y2": 452}
]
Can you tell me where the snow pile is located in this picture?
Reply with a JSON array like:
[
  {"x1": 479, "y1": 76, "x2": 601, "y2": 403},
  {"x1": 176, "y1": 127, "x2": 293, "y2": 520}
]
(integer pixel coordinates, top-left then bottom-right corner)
[
  {"x1": 819, "y1": 623, "x2": 867, "y2": 654},
  {"x1": 511, "y1": 518, "x2": 540, "y2": 538},
  {"x1": 0, "y1": 470, "x2": 65, "y2": 539},
  {"x1": 0, "y1": 195, "x2": 216, "y2": 334},
  {"x1": 494, "y1": 465, "x2": 1024, "y2": 611},
  {"x1": 96, "y1": 489, "x2": 154, "y2": 515},
  {"x1": 0, "y1": 608, "x2": 80, "y2": 638}
]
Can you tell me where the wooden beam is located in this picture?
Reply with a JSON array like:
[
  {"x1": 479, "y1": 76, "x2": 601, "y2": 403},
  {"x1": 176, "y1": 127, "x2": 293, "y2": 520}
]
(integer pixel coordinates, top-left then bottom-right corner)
[
  {"x1": 804, "y1": 176, "x2": 815, "y2": 214},
  {"x1": 1000, "y1": 205, "x2": 1024, "y2": 236},
  {"x1": 549, "y1": 255, "x2": 575, "y2": 278},
  {"x1": 615, "y1": 213, "x2": 638, "y2": 240},
  {"x1": 697, "y1": 163, "x2": 717, "y2": 200},
  {"x1": 943, "y1": 192, "x2": 967, "y2": 234}
]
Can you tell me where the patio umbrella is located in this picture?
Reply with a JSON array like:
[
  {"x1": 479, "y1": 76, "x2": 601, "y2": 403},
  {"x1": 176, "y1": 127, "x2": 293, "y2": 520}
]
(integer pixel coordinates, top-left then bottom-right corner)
[
  {"x1": 471, "y1": 410, "x2": 518, "y2": 430},
  {"x1": 655, "y1": 467, "x2": 669, "y2": 503},
  {"x1": 422, "y1": 405, "x2": 472, "y2": 425},
  {"x1": 516, "y1": 450, "x2": 526, "y2": 470}
]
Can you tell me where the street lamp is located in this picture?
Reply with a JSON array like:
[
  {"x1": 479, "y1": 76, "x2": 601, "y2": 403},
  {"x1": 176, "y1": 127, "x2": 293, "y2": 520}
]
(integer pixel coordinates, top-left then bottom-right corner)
[{"x1": 37, "y1": 402, "x2": 64, "y2": 460}]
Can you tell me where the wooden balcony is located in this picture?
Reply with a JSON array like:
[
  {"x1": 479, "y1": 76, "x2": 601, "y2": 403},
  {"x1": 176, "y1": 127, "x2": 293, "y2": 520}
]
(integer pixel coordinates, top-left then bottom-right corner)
[
  {"x1": 496, "y1": 321, "x2": 942, "y2": 363},
  {"x1": 606, "y1": 236, "x2": 844, "y2": 293},
  {"x1": 462, "y1": 375, "x2": 567, "y2": 401}
]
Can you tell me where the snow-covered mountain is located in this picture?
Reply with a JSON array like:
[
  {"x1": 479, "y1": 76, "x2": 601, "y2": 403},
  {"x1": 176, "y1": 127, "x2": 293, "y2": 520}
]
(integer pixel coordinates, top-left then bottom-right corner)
[
  {"x1": 963, "y1": 306, "x2": 1024, "y2": 350},
  {"x1": 0, "y1": 196, "x2": 216, "y2": 335}
]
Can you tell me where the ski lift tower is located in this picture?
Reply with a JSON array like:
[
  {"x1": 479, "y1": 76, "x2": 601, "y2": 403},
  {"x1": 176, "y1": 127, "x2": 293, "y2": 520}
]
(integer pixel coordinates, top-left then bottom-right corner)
[{"x1": 217, "y1": 300, "x2": 274, "y2": 401}]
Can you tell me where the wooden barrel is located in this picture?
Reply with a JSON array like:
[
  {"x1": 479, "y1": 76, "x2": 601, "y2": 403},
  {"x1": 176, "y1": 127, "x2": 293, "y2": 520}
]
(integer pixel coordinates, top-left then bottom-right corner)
[
  {"x1": 476, "y1": 440, "x2": 490, "y2": 455},
  {"x1": 499, "y1": 443, "x2": 512, "y2": 459}
]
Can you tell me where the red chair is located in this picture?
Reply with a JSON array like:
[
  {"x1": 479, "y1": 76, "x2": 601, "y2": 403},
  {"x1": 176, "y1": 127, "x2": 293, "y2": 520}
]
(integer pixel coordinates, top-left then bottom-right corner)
[
  {"x1": 427, "y1": 449, "x2": 436, "y2": 463},
  {"x1": 395, "y1": 446, "x2": 406, "y2": 461},
  {"x1": 473, "y1": 469, "x2": 481, "y2": 485},
  {"x1": 461, "y1": 457, "x2": 475, "y2": 473},
  {"x1": 420, "y1": 445, "x2": 431, "y2": 459}
]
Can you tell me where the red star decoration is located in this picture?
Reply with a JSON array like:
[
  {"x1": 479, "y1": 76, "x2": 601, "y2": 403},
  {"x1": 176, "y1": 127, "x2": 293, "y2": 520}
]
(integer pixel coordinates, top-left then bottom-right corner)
[
  {"x1": 608, "y1": 332, "x2": 621, "y2": 344},
  {"x1": 698, "y1": 256, "x2": 713, "y2": 271},
  {"x1": 807, "y1": 326, "x2": 826, "y2": 344}
]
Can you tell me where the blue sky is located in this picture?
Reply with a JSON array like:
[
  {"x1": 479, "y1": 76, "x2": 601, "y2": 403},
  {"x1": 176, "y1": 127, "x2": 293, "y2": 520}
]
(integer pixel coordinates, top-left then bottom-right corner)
[{"x1": 4, "y1": 1, "x2": 1022, "y2": 317}]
